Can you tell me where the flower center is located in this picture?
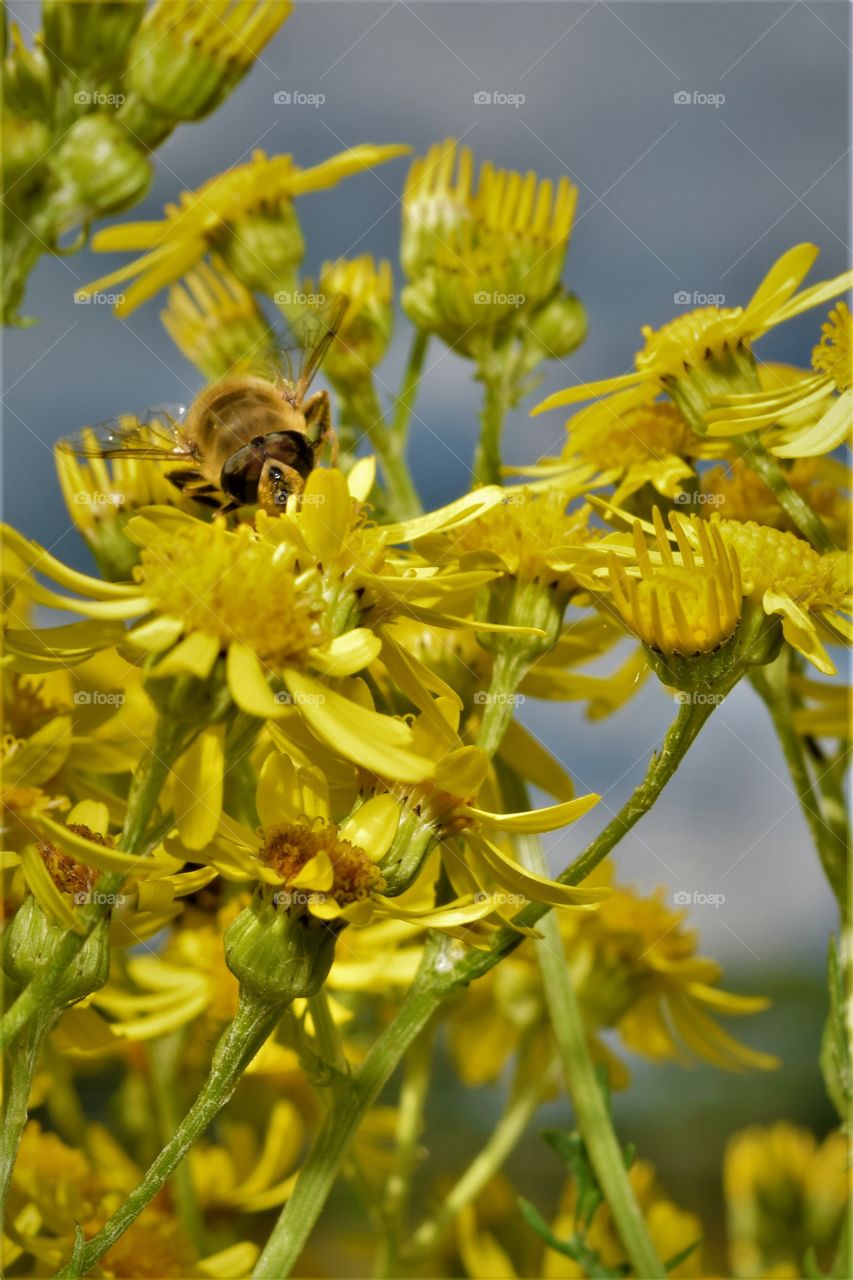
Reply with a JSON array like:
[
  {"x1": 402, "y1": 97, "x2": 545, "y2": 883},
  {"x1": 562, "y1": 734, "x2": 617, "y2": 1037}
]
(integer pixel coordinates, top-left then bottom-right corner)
[
  {"x1": 812, "y1": 303, "x2": 851, "y2": 392},
  {"x1": 715, "y1": 519, "x2": 844, "y2": 608},
  {"x1": 261, "y1": 822, "x2": 383, "y2": 907},
  {"x1": 637, "y1": 306, "x2": 746, "y2": 378},
  {"x1": 572, "y1": 401, "x2": 695, "y2": 468},
  {"x1": 39, "y1": 823, "x2": 107, "y2": 898},
  {"x1": 451, "y1": 490, "x2": 588, "y2": 581},
  {"x1": 135, "y1": 520, "x2": 325, "y2": 666}
]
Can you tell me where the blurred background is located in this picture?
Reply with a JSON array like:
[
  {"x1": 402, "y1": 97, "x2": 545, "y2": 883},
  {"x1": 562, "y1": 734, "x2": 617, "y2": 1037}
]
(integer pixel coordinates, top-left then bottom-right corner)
[{"x1": 3, "y1": 1, "x2": 850, "y2": 1270}]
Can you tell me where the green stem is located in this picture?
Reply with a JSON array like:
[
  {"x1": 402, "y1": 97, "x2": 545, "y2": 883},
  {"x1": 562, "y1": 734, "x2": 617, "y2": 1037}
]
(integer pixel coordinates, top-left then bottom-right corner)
[
  {"x1": 476, "y1": 644, "x2": 534, "y2": 757},
  {"x1": 0, "y1": 1010, "x2": 52, "y2": 1222},
  {"x1": 344, "y1": 380, "x2": 422, "y2": 520},
  {"x1": 148, "y1": 1030, "x2": 206, "y2": 1254},
  {"x1": 0, "y1": 713, "x2": 185, "y2": 1051},
  {"x1": 306, "y1": 987, "x2": 350, "y2": 1085},
  {"x1": 472, "y1": 339, "x2": 514, "y2": 487},
  {"x1": 743, "y1": 434, "x2": 836, "y2": 552},
  {"x1": 252, "y1": 935, "x2": 455, "y2": 1278},
  {"x1": 408, "y1": 1036, "x2": 552, "y2": 1262},
  {"x1": 254, "y1": 697, "x2": 717, "y2": 1275},
  {"x1": 391, "y1": 329, "x2": 429, "y2": 440},
  {"x1": 375, "y1": 1021, "x2": 437, "y2": 1277},
  {"x1": 750, "y1": 655, "x2": 848, "y2": 916},
  {"x1": 57, "y1": 991, "x2": 285, "y2": 1278}
]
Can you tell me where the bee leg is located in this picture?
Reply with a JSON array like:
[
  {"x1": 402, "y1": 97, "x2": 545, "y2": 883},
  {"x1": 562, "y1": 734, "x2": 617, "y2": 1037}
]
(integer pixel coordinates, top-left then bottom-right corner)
[{"x1": 302, "y1": 390, "x2": 332, "y2": 447}]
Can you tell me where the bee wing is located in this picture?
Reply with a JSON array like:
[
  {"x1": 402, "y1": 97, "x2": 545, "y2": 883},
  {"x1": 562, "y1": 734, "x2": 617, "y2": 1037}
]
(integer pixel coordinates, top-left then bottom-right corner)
[
  {"x1": 293, "y1": 295, "x2": 348, "y2": 399},
  {"x1": 57, "y1": 406, "x2": 192, "y2": 461}
]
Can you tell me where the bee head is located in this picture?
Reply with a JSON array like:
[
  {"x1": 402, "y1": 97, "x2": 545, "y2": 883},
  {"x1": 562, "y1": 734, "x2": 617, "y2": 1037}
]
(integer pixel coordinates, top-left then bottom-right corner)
[{"x1": 257, "y1": 456, "x2": 306, "y2": 512}]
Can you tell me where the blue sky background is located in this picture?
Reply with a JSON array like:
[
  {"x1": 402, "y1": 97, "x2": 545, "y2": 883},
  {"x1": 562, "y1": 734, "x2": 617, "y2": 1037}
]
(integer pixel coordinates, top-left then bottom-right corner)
[{"x1": 3, "y1": 1, "x2": 850, "y2": 1236}]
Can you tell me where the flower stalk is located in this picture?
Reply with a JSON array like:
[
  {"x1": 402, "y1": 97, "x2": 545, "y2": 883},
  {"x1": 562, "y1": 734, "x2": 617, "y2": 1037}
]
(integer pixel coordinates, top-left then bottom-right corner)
[{"x1": 743, "y1": 433, "x2": 837, "y2": 553}]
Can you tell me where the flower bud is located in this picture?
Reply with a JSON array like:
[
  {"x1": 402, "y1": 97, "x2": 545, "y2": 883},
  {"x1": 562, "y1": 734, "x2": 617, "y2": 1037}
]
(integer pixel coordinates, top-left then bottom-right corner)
[
  {"x1": 3, "y1": 895, "x2": 110, "y2": 1007},
  {"x1": 3, "y1": 25, "x2": 54, "y2": 120},
  {"x1": 218, "y1": 205, "x2": 305, "y2": 298},
  {"x1": 304, "y1": 257, "x2": 394, "y2": 390},
  {"x1": 224, "y1": 892, "x2": 337, "y2": 1004},
  {"x1": 53, "y1": 115, "x2": 151, "y2": 216},
  {"x1": 42, "y1": 0, "x2": 144, "y2": 75},
  {"x1": 161, "y1": 258, "x2": 273, "y2": 381},
  {"x1": 2, "y1": 115, "x2": 51, "y2": 189},
  {"x1": 522, "y1": 286, "x2": 587, "y2": 362}
]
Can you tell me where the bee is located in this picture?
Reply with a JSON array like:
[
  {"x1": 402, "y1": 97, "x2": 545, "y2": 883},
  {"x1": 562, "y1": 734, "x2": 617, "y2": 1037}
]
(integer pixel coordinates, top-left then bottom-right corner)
[{"x1": 58, "y1": 301, "x2": 345, "y2": 514}]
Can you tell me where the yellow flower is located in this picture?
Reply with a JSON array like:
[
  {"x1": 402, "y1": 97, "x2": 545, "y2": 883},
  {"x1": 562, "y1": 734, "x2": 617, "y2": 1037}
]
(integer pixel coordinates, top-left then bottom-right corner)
[
  {"x1": 123, "y1": 0, "x2": 291, "y2": 125},
  {"x1": 707, "y1": 303, "x2": 853, "y2": 457},
  {"x1": 161, "y1": 256, "x2": 274, "y2": 381},
  {"x1": 725, "y1": 1123, "x2": 849, "y2": 1278},
  {"x1": 6, "y1": 1121, "x2": 258, "y2": 1277},
  {"x1": 401, "y1": 139, "x2": 578, "y2": 349},
  {"x1": 447, "y1": 865, "x2": 777, "y2": 1086},
  {"x1": 606, "y1": 508, "x2": 744, "y2": 656},
  {"x1": 82, "y1": 143, "x2": 410, "y2": 313},
  {"x1": 700, "y1": 455, "x2": 850, "y2": 548},
  {"x1": 533, "y1": 244, "x2": 853, "y2": 431}
]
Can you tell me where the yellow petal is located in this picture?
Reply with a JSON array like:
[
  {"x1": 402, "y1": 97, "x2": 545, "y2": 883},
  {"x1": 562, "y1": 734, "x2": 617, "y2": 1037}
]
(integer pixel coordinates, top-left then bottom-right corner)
[
  {"x1": 299, "y1": 467, "x2": 351, "y2": 560},
  {"x1": 31, "y1": 813, "x2": 172, "y2": 876},
  {"x1": 226, "y1": 643, "x2": 286, "y2": 718},
  {"x1": 19, "y1": 844, "x2": 82, "y2": 931},
  {"x1": 771, "y1": 389, "x2": 852, "y2": 458},
  {"x1": 469, "y1": 834, "x2": 610, "y2": 908},
  {"x1": 308, "y1": 628, "x2": 381, "y2": 677},
  {"x1": 282, "y1": 670, "x2": 434, "y2": 782},
  {"x1": 257, "y1": 753, "x2": 329, "y2": 828},
  {"x1": 763, "y1": 590, "x2": 835, "y2": 675},
  {"x1": 339, "y1": 794, "x2": 400, "y2": 860},
  {"x1": 289, "y1": 849, "x2": 335, "y2": 891},
  {"x1": 347, "y1": 455, "x2": 376, "y2": 502},
  {"x1": 150, "y1": 630, "x2": 220, "y2": 679},
  {"x1": 67, "y1": 800, "x2": 110, "y2": 838},
  {"x1": 172, "y1": 725, "x2": 225, "y2": 851},
  {"x1": 465, "y1": 792, "x2": 599, "y2": 833},
  {"x1": 498, "y1": 720, "x2": 575, "y2": 801}
]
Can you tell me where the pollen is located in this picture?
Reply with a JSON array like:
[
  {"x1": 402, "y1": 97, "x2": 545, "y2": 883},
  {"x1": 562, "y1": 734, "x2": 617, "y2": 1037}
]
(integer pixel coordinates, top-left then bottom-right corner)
[
  {"x1": 812, "y1": 302, "x2": 851, "y2": 392},
  {"x1": 38, "y1": 823, "x2": 108, "y2": 898},
  {"x1": 261, "y1": 822, "x2": 383, "y2": 907},
  {"x1": 637, "y1": 306, "x2": 746, "y2": 378},
  {"x1": 714, "y1": 518, "x2": 845, "y2": 607},
  {"x1": 451, "y1": 490, "x2": 588, "y2": 582},
  {"x1": 608, "y1": 510, "x2": 743, "y2": 655},
  {"x1": 134, "y1": 520, "x2": 325, "y2": 666},
  {"x1": 572, "y1": 401, "x2": 695, "y2": 469}
]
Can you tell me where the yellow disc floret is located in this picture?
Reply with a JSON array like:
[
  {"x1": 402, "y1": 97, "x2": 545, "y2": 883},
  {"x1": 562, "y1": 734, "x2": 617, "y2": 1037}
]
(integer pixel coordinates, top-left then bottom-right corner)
[
  {"x1": 261, "y1": 823, "x2": 383, "y2": 908},
  {"x1": 812, "y1": 302, "x2": 852, "y2": 392},
  {"x1": 134, "y1": 519, "x2": 325, "y2": 667}
]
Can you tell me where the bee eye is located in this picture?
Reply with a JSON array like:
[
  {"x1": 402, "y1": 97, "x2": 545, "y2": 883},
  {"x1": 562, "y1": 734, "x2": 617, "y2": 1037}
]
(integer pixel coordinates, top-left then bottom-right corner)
[{"x1": 269, "y1": 467, "x2": 283, "y2": 483}]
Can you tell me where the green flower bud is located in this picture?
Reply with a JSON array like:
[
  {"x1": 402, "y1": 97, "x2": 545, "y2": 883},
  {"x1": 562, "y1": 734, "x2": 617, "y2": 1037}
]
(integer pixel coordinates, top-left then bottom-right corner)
[
  {"x1": 2, "y1": 115, "x2": 51, "y2": 189},
  {"x1": 218, "y1": 206, "x2": 305, "y2": 297},
  {"x1": 224, "y1": 892, "x2": 337, "y2": 1004},
  {"x1": 42, "y1": 0, "x2": 145, "y2": 76},
  {"x1": 3, "y1": 896, "x2": 110, "y2": 1007},
  {"x1": 302, "y1": 257, "x2": 394, "y2": 390},
  {"x1": 522, "y1": 286, "x2": 587, "y2": 362},
  {"x1": 3, "y1": 25, "x2": 54, "y2": 120},
  {"x1": 53, "y1": 115, "x2": 151, "y2": 217}
]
